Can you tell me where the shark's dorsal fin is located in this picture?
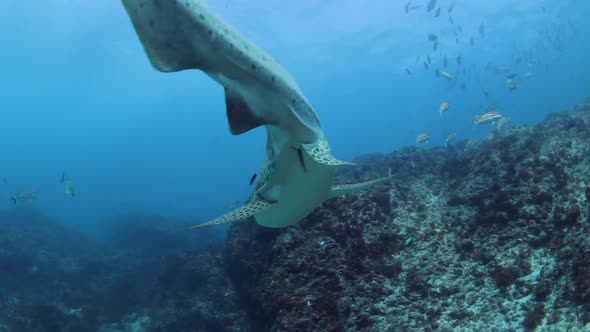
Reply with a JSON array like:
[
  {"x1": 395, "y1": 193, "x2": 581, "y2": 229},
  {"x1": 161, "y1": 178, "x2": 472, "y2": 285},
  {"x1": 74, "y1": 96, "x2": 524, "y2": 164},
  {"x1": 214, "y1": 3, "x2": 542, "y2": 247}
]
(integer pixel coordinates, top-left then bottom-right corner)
[
  {"x1": 225, "y1": 87, "x2": 265, "y2": 135},
  {"x1": 303, "y1": 140, "x2": 355, "y2": 166},
  {"x1": 191, "y1": 198, "x2": 272, "y2": 229},
  {"x1": 328, "y1": 176, "x2": 392, "y2": 199}
]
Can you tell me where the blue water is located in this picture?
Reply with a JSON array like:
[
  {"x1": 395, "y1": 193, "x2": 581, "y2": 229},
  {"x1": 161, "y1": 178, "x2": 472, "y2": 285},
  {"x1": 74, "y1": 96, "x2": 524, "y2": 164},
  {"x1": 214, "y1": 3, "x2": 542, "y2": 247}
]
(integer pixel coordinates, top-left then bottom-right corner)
[{"x1": 0, "y1": 0, "x2": 589, "y2": 234}]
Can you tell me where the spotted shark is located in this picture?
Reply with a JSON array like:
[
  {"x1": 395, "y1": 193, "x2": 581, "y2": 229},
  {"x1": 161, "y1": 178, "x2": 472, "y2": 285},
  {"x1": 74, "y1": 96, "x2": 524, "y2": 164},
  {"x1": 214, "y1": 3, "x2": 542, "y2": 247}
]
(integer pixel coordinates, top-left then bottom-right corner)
[{"x1": 121, "y1": 0, "x2": 391, "y2": 228}]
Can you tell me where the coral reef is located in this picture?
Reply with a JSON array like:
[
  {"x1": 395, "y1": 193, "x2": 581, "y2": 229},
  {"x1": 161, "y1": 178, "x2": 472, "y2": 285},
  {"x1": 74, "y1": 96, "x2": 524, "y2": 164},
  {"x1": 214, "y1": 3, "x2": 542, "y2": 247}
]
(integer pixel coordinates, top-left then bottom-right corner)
[
  {"x1": 223, "y1": 99, "x2": 590, "y2": 331},
  {"x1": 1, "y1": 99, "x2": 589, "y2": 331},
  {"x1": 0, "y1": 210, "x2": 249, "y2": 332}
]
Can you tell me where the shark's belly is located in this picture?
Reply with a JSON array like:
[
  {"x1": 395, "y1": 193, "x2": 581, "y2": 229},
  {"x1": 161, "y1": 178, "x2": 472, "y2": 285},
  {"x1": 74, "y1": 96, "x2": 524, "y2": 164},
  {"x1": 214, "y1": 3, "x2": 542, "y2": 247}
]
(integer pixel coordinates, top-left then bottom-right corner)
[{"x1": 254, "y1": 157, "x2": 333, "y2": 228}]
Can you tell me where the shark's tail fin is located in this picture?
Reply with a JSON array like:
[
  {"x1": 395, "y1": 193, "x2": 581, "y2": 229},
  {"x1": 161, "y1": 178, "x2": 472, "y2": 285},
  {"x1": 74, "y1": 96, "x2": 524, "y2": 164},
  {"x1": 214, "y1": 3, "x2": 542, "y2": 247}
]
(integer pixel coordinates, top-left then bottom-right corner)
[{"x1": 191, "y1": 198, "x2": 272, "y2": 230}]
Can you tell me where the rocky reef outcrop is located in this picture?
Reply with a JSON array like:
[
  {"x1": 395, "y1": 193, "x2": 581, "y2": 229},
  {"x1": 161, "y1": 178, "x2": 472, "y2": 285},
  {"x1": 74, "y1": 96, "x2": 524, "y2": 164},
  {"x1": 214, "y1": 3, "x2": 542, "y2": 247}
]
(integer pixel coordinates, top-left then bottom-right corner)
[
  {"x1": 1, "y1": 99, "x2": 589, "y2": 331},
  {"x1": 223, "y1": 99, "x2": 590, "y2": 331}
]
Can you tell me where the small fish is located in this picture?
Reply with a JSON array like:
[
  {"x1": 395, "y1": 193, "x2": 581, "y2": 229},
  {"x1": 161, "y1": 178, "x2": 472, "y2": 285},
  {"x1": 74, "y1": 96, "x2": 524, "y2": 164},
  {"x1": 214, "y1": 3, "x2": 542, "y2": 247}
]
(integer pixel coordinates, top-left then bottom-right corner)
[
  {"x1": 473, "y1": 112, "x2": 502, "y2": 126},
  {"x1": 485, "y1": 102, "x2": 497, "y2": 111},
  {"x1": 456, "y1": 55, "x2": 462, "y2": 64},
  {"x1": 506, "y1": 78, "x2": 517, "y2": 91},
  {"x1": 482, "y1": 88, "x2": 489, "y2": 97},
  {"x1": 460, "y1": 82, "x2": 467, "y2": 89},
  {"x1": 433, "y1": 41, "x2": 439, "y2": 51},
  {"x1": 497, "y1": 116, "x2": 511, "y2": 130},
  {"x1": 405, "y1": 67, "x2": 412, "y2": 75},
  {"x1": 438, "y1": 70, "x2": 454, "y2": 81},
  {"x1": 448, "y1": 2, "x2": 455, "y2": 13},
  {"x1": 416, "y1": 133, "x2": 431, "y2": 144},
  {"x1": 10, "y1": 190, "x2": 39, "y2": 204},
  {"x1": 449, "y1": 15, "x2": 454, "y2": 25},
  {"x1": 507, "y1": 73, "x2": 518, "y2": 79},
  {"x1": 469, "y1": 37, "x2": 475, "y2": 46},
  {"x1": 495, "y1": 65, "x2": 511, "y2": 73},
  {"x1": 479, "y1": 24, "x2": 485, "y2": 39},
  {"x1": 443, "y1": 56, "x2": 448, "y2": 68},
  {"x1": 457, "y1": 25, "x2": 463, "y2": 33},
  {"x1": 61, "y1": 173, "x2": 76, "y2": 199},
  {"x1": 439, "y1": 101, "x2": 449, "y2": 118},
  {"x1": 434, "y1": 8, "x2": 441, "y2": 17},
  {"x1": 464, "y1": 138, "x2": 479, "y2": 152},
  {"x1": 404, "y1": 2, "x2": 410, "y2": 13},
  {"x1": 444, "y1": 133, "x2": 456, "y2": 148},
  {"x1": 249, "y1": 173, "x2": 257, "y2": 185},
  {"x1": 427, "y1": 55, "x2": 432, "y2": 64},
  {"x1": 522, "y1": 72, "x2": 534, "y2": 78},
  {"x1": 487, "y1": 132, "x2": 495, "y2": 140},
  {"x1": 424, "y1": 61, "x2": 429, "y2": 70},
  {"x1": 1, "y1": 177, "x2": 6, "y2": 184},
  {"x1": 426, "y1": 0, "x2": 437, "y2": 12},
  {"x1": 428, "y1": 34, "x2": 438, "y2": 42}
]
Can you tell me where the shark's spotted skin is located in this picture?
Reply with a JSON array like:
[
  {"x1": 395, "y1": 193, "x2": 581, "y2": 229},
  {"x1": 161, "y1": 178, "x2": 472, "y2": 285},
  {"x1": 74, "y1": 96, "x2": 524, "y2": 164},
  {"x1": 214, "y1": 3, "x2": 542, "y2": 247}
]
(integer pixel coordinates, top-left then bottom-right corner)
[
  {"x1": 303, "y1": 139, "x2": 355, "y2": 167},
  {"x1": 121, "y1": 0, "x2": 392, "y2": 229},
  {"x1": 190, "y1": 199, "x2": 272, "y2": 229}
]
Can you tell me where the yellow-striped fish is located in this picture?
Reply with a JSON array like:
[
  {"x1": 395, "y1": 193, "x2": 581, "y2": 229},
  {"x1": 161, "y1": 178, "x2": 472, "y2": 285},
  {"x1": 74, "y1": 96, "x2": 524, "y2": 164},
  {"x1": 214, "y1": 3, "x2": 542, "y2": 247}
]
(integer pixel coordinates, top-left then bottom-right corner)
[
  {"x1": 497, "y1": 116, "x2": 510, "y2": 130},
  {"x1": 444, "y1": 133, "x2": 456, "y2": 148},
  {"x1": 473, "y1": 112, "x2": 502, "y2": 127},
  {"x1": 464, "y1": 138, "x2": 479, "y2": 151},
  {"x1": 10, "y1": 190, "x2": 39, "y2": 204},
  {"x1": 438, "y1": 70, "x2": 454, "y2": 81},
  {"x1": 416, "y1": 133, "x2": 431, "y2": 144},
  {"x1": 439, "y1": 101, "x2": 450, "y2": 118}
]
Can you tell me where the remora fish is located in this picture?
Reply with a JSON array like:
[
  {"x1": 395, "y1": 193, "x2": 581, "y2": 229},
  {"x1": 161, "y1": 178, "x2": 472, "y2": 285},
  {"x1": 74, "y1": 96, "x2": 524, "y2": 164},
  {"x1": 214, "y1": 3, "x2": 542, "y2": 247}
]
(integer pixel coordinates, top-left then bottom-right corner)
[{"x1": 121, "y1": 0, "x2": 391, "y2": 229}]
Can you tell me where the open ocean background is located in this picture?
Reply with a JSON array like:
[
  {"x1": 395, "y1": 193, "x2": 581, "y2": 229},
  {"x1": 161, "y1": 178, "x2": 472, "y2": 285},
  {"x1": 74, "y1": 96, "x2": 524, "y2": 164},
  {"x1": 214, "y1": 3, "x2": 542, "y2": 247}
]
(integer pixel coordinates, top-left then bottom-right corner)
[{"x1": 0, "y1": 0, "x2": 589, "y2": 237}]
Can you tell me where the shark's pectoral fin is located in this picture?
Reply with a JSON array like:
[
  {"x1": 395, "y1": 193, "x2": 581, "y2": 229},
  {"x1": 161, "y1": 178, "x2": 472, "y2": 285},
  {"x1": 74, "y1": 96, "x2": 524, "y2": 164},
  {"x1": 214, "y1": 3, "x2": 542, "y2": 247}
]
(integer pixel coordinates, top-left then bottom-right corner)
[
  {"x1": 191, "y1": 199, "x2": 272, "y2": 229},
  {"x1": 328, "y1": 176, "x2": 392, "y2": 199},
  {"x1": 303, "y1": 140, "x2": 355, "y2": 167},
  {"x1": 225, "y1": 88, "x2": 264, "y2": 135}
]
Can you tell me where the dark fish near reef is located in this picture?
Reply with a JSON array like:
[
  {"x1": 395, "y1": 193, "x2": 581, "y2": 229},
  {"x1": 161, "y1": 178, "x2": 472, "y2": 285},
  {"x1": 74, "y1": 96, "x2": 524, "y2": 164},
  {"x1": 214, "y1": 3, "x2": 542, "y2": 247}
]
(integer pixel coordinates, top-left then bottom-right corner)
[
  {"x1": 458, "y1": 25, "x2": 463, "y2": 33},
  {"x1": 433, "y1": 41, "x2": 439, "y2": 51},
  {"x1": 449, "y1": 15, "x2": 454, "y2": 24},
  {"x1": 424, "y1": 61, "x2": 429, "y2": 70},
  {"x1": 249, "y1": 173, "x2": 257, "y2": 185},
  {"x1": 428, "y1": 34, "x2": 438, "y2": 42},
  {"x1": 426, "y1": 0, "x2": 437, "y2": 12},
  {"x1": 434, "y1": 8, "x2": 441, "y2": 17},
  {"x1": 405, "y1": 67, "x2": 412, "y2": 75},
  {"x1": 427, "y1": 55, "x2": 432, "y2": 64}
]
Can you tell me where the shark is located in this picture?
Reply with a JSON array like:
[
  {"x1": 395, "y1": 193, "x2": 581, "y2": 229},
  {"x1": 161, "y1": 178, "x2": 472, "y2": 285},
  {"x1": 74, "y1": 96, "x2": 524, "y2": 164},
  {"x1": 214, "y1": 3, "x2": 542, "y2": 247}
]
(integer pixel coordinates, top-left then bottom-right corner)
[{"x1": 121, "y1": 0, "x2": 392, "y2": 229}]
